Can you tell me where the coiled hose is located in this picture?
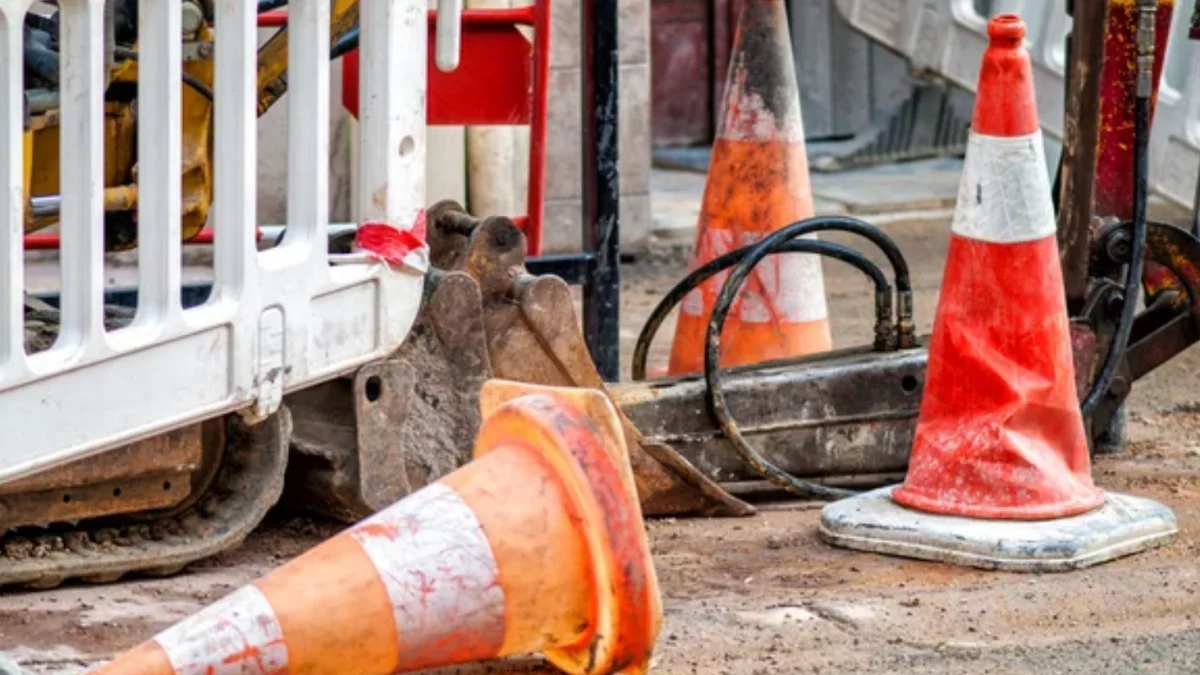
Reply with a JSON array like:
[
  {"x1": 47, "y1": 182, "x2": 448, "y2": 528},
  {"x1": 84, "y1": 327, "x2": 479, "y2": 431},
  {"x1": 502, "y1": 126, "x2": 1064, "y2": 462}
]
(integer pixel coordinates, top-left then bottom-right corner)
[
  {"x1": 632, "y1": 215, "x2": 914, "y2": 381},
  {"x1": 634, "y1": 215, "x2": 912, "y2": 501}
]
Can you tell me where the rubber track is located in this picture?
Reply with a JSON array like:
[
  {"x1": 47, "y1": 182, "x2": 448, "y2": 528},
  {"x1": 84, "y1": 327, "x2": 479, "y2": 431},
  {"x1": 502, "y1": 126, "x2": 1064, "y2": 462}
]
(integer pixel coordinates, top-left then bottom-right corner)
[{"x1": 0, "y1": 408, "x2": 291, "y2": 590}]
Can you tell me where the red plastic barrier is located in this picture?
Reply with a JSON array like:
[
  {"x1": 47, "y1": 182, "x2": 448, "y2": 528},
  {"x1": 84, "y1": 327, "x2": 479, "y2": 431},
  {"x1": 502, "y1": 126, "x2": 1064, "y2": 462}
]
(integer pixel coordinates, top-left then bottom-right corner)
[{"x1": 340, "y1": 4, "x2": 550, "y2": 255}]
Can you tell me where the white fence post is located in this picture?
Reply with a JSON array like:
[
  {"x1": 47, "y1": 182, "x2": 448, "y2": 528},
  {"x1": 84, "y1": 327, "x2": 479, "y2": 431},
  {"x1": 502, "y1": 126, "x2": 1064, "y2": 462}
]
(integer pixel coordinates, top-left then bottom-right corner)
[
  {"x1": 0, "y1": 0, "x2": 30, "y2": 377},
  {"x1": 358, "y1": 0, "x2": 427, "y2": 228}
]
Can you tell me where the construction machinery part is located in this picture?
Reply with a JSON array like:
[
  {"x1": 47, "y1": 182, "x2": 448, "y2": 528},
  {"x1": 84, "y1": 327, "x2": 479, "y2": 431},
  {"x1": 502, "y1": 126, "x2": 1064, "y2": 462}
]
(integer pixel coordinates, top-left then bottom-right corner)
[
  {"x1": 1056, "y1": 0, "x2": 1109, "y2": 308},
  {"x1": 0, "y1": 408, "x2": 290, "y2": 590},
  {"x1": 255, "y1": 0, "x2": 361, "y2": 116},
  {"x1": 283, "y1": 270, "x2": 492, "y2": 522},
  {"x1": 21, "y1": 2, "x2": 218, "y2": 248},
  {"x1": 285, "y1": 202, "x2": 753, "y2": 522},
  {"x1": 0, "y1": 423, "x2": 212, "y2": 532},
  {"x1": 20, "y1": 0, "x2": 360, "y2": 250},
  {"x1": 1083, "y1": 219, "x2": 1200, "y2": 439},
  {"x1": 611, "y1": 346, "x2": 924, "y2": 488},
  {"x1": 0, "y1": 299, "x2": 293, "y2": 590}
]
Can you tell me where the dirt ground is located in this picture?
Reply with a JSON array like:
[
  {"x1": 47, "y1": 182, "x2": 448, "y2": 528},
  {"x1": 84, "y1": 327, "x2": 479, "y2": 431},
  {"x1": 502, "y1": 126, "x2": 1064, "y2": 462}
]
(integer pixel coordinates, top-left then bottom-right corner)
[{"x1": 5, "y1": 167, "x2": 1200, "y2": 673}]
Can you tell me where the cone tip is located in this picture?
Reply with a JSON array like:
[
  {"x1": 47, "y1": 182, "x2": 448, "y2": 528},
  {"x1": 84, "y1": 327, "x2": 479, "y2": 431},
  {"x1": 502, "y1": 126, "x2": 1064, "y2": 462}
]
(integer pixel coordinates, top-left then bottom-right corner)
[{"x1": 988, "y1": 13, "x2": 1025, "y2": 45}]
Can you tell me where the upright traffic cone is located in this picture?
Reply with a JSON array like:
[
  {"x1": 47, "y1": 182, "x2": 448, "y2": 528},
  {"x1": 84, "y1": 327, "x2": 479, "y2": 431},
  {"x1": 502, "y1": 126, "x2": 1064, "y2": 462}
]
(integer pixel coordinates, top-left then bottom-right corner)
[
  {"x1": 88, "y1": 382, "x2": 661, "y2": 675},
  {"x1": 666, "y1": 0, "x2": 830, "y2": 375},
  {"x1": 820, "y1": 14, "x2": 1176, "y2": 572}
]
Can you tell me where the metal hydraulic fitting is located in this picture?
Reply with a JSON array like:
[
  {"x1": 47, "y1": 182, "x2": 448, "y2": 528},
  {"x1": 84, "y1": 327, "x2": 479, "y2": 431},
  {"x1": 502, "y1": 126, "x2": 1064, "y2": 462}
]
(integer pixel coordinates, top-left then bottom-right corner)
[{"x1": 1137, "y1": 0, "x2": 1158, "y2": 98}]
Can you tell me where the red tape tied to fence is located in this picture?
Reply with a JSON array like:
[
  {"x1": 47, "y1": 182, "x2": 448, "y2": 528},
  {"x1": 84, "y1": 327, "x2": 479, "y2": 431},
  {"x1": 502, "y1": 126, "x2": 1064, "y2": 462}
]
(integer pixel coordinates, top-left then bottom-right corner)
[{"x1": 354, "y1": 213, "x2": 429, "y2": 271}]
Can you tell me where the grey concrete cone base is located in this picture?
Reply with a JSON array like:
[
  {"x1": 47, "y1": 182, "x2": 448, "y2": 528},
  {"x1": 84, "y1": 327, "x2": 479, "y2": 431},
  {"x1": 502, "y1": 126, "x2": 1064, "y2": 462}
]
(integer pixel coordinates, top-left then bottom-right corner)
[{"x1": 819, "y1": 486, "x2": 1178, "y2": 572}]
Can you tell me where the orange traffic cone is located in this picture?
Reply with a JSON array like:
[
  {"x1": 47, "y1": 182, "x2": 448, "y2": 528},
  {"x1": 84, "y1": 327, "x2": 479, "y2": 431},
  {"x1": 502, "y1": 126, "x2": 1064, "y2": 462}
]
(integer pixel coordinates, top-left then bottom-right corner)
[
  {"x1": 88, "y1": 382, "x2": 661, "y2": 675},
  {"x1": 820, "y1": 14, "x2": 1176, "y2": 572},
  {"x1": 666, "y1": 0, "x2": 830, "y2": 375}
]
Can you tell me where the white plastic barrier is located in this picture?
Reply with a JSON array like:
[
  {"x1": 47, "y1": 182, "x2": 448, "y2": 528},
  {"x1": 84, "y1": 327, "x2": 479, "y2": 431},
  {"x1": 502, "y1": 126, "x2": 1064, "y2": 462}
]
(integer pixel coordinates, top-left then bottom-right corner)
[
  {"x1": 1147, "y1": 6, "x2": 1200, "y2": 209},
  {"x1": 838, "y1": 0, "x2": 1200, "y2": 211},
  {"x1": 1, "y1": 0, "x2": 436, "y2": 482},
  {"x1": 834, "y1": 0, "x2": 1071, "y2": 140}
]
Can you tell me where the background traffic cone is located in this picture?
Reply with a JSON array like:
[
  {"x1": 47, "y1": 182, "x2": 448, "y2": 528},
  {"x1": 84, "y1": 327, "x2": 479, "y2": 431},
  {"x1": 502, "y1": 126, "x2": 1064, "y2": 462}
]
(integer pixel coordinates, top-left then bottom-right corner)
[
  {"x1": 819, "y1": 14, "x2": 1176, "y2": 572},
  {"x1": 666, "y1": 0, "x2": 831, "y2": 376},
  {"x1": 88, "y1": 382, "x2": 661, "y2": 675}
]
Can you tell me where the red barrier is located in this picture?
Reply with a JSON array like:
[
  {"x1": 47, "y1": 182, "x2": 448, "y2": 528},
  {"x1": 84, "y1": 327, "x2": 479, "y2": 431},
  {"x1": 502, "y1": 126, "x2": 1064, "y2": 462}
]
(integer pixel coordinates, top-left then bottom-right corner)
[{"x1": 341, "y1": 4, "x2": 550, "y2": 256}]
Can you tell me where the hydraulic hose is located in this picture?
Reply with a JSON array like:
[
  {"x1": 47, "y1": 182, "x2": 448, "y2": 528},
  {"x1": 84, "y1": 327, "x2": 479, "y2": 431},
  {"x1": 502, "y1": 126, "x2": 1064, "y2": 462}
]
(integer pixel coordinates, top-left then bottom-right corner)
[
  {"x1": 331, "y1": 25, "x2": 359, "y2": 60},
  {"x1": 24, "y1": 40, "x2": 60, "y2": 85},
  {"x1": 1081, "y1": 0, "x2": 1155, "y2": 416},
  {"x1": 701, "y1": 217, "x2": 905, "y2": 500},
  {"x1": 631, "y1": 215, "x2": 914, "y2": 381},
  {"x1": 631, "y1": 238, "x2": 890, "y2": 381}
]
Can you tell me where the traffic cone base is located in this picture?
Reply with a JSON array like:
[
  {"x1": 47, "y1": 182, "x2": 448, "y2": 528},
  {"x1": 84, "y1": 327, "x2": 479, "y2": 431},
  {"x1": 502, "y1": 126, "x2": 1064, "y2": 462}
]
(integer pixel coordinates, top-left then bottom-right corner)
[
  {"x1": 820, "y1": 486, "x2": 1176, "y2": 572},
  {"x1": 89, "y1": 382, "x2": 661, "y2": 675}
]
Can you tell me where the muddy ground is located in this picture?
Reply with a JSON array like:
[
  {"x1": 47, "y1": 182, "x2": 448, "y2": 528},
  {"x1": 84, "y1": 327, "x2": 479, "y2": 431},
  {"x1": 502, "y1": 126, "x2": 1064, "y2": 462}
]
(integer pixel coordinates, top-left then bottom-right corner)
[{"x1": 5, "y1": 167, "x2": 1200, "y2": 673}]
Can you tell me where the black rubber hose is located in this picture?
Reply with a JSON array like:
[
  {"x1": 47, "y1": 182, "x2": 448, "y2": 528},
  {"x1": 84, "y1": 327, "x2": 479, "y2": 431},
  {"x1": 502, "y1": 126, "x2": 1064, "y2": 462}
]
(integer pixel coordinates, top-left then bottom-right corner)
[
  {"x1": 631, "y1": 237, "x2": 890, "y2": 380},
  {"x1": 258, "y1": 0, "x2": 288, "y2": 13},
  {"x1": 704, "y1": 219, "x2": 891, "y2": 500},
  {"x1": 24, "y1": 42, "x2": 60, "y2": 85},
  {"x1": 1081, "y1": 54, "x2": 1151, "y2": 416},
  {"x1": 331, "y1": 25, "x2": 359, "y2": 60},
  {"x1": 112, "y1": 46, "x2": 215, "y2": 102},
  {"x1": 631, "y1": 215, "x2": 911, "y2": 381}
]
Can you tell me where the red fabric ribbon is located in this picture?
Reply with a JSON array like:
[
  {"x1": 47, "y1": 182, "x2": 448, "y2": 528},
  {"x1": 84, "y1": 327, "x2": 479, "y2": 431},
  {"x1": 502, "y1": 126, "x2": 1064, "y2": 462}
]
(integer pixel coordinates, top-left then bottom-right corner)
[{"x1": 354, "y1": 212, "x2": 427, "y2": 266}]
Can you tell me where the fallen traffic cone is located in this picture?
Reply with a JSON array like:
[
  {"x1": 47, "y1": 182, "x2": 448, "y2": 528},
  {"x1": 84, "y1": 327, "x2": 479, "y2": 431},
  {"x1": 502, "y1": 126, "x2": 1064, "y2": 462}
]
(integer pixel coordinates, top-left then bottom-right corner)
[
  {"x1": 88, "y1": 381, "x2": 661, "y2": 675},
  {"x1": 819, "y1": 14, "x2": 1176, "y2": 572},
  {"x1": 666, "y1": 0, "x2": 831, "y2": 375}
]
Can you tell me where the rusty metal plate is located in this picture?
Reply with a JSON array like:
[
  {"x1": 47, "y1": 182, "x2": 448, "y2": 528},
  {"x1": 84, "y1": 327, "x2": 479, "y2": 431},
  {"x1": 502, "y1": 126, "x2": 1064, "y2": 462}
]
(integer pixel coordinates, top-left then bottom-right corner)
[
  {"x1": 610, "y1": 347, "x2": 926, "y2": 484},
  {"x1": 0, "y1": 423, "x2": 209, "y2": 529},
  {"x1": 0, "y1": 423, "x2": 203, "y2": 495},
  {"x1": 0, "y1": 471, "x2": 193, "y2": 531}
]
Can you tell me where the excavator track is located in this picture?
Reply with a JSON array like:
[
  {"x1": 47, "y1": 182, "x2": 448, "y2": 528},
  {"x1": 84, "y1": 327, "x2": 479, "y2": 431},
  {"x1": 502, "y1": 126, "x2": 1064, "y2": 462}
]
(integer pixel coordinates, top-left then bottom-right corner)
[
  {"x1": 0, "y1": 302, "x2": 292, "y2": 590},
  {"x1": 0, "y1": 409, "x2": 291, "y2": 590}
]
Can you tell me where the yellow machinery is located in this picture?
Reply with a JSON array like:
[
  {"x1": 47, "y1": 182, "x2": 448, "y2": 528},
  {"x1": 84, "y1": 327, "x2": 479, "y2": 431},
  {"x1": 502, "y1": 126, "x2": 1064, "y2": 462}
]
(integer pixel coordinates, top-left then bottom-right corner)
[{"x1": 21, "y1": 0, "x2": 358, "y2": 248}]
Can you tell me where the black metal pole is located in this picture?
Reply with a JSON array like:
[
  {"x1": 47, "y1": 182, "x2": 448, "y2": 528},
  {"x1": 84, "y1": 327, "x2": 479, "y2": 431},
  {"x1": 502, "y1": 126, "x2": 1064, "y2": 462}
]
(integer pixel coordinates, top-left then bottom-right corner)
[{"x1": 581, "y1": 0, "x2": 621, "y2": 381}]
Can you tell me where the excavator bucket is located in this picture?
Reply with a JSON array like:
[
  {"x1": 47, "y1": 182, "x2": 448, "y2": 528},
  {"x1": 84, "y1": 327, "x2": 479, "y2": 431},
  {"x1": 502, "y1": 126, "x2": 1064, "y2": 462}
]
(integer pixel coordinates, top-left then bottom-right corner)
[{"x1": 284, "y1": 202, "x2": 753, "y2": 520}]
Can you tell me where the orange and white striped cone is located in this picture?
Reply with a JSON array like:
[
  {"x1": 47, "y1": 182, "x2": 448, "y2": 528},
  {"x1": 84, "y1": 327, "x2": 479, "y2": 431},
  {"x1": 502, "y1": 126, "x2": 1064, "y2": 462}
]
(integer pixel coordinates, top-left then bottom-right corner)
[
  {"x1": 819, "y1": 14, "x2": 1176, "y2": 572},
  {"x1": 666, "y1": 0, "x2": 831, "y2": 376},
  {"x1": 88, "y1": 381, "x2": 661, "y2": 675}
]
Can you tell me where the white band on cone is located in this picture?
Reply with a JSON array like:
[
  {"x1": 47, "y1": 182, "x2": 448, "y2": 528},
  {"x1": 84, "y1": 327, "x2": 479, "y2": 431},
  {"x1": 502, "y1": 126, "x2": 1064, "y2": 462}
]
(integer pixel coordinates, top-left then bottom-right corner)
[
  {"x1": 351, "y1": 482, "x2": 505, "y2": 669},
  {"x1": 156, "y1": 585, "x2": 288, "y2": 675},
  {"x1": 951, "y1": 131, "x2": 1056, "y2": 244},
  {"x1": 716, "y1": 68, "x2": 805, "y2": 143},
  {"x1": 681, "y1": 228, "x2": 828, "y2": 323}
]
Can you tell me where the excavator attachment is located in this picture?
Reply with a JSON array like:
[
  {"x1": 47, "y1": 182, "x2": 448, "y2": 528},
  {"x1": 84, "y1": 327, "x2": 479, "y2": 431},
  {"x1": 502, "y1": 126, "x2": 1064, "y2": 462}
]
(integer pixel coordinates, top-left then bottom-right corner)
[{"x1": 285, "y1": 202, "x2": 753, "y2": 521}]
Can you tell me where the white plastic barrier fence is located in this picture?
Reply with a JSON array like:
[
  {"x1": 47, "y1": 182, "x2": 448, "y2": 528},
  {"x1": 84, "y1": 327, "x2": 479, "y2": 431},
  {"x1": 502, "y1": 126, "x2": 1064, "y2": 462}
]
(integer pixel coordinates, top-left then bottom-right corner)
[
  {"x1": 834, "y1": 0, "x2": 1071, "y2": 141},
  {"x1": 0, "y1": 0, "x2": 442, "y2": 482},
  {"x1": 836, "y1": 0, "x2": 1200, "y2": 211},
  {"x1": 1147, "y1": 6, "x2": 1200, "y2": 208}
]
